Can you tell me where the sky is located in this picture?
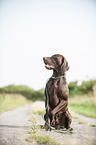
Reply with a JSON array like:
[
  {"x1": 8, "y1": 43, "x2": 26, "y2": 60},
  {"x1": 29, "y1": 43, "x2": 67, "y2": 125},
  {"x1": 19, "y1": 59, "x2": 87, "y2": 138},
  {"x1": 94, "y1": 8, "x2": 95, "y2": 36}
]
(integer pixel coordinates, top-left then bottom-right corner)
[{"x1": 0, "y1": 0, "x2": 96, "y2": 90}]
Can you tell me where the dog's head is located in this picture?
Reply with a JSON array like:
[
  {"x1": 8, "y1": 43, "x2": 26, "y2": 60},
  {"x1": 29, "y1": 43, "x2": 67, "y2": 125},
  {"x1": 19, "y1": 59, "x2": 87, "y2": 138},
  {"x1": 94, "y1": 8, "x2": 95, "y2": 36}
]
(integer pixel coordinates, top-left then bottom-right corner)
[{"x1": 43, "y1": 54, "x2": 69, "y2": 75}]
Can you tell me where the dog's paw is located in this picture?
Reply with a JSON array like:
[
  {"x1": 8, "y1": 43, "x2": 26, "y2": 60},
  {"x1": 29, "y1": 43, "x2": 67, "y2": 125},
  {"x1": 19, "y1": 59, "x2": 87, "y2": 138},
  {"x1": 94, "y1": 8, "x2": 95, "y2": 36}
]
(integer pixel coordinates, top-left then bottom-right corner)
[{"x1": 67, "y1": 127, "x2": 73, "y2": 131}]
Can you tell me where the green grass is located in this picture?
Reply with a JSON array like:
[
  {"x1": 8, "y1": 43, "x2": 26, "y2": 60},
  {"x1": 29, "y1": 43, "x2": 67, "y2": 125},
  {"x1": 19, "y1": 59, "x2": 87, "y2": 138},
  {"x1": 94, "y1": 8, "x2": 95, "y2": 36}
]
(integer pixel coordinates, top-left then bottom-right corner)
[
  {"x1": 90, "y1": 125, "x2": 96, "y2": 127},
  {"x1": 69, "y1": 95, "x2": 96, "y2": 118},
  {"x1": 30, "y1": 133, "x2": 60, "y2": 145},
  {"x1": 0, "y1": 94, "x2": 32, "y2": 114},
  {"x1": 32, "y1": 110, "x2": 44, "y2": 115}
]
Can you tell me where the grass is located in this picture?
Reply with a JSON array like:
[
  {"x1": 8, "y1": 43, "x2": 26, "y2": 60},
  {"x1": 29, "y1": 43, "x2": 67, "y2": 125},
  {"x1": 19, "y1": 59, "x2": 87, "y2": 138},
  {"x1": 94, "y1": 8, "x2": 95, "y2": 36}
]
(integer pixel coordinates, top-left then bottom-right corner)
[
  {"x1": 78, "y1": 118, "x2": 88, "y2": 124},
  {"x1": 27, "y1": 101, "x2": 61, "y2": 145},
  {"x1": 90, "y1": 125, "x2": 96, "y2": 127},
  {"x1": 69, "y1": 95, "x2": 96, "y2": 118},
  {"x1": 29, "y1": 114, "x2": 60, "y2": 145},
  {"x1": 0, "y1": 94, "x2": 32, "y2": 114}
]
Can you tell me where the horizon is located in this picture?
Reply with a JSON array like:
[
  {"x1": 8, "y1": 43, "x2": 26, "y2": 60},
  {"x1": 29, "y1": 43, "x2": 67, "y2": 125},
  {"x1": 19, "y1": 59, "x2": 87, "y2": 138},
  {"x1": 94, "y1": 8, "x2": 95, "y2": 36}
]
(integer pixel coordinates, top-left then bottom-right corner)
[{"x1": 0, "y1": 77, "x2": 96, "y2": 91}]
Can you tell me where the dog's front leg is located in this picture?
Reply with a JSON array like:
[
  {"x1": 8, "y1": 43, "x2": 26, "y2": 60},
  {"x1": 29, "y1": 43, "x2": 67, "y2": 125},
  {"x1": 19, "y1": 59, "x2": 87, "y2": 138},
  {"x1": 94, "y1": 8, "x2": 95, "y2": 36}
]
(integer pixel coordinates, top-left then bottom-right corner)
[
  {"x1": 44, "y1": 106, "x2": 51, "y2": 130},
  {"x1": 51, "y1": 100, "x2": 68, "y2": 115},
  {"x1": 51, "y1": 114, "x2": 55, "y2": 127}
]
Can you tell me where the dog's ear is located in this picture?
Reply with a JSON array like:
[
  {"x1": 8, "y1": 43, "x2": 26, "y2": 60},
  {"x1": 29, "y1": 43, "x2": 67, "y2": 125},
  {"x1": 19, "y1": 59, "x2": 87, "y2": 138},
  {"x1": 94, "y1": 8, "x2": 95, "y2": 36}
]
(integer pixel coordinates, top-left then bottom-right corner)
[
  {"x1": 66, "y1": 61, "x2": 69, "y2": 71},
  {"x1": 61, "y1": 57, "x2": 64, "y2": 66},
  {"x1": 61, "y1": 57, "x2": 69, "y2": 73}
]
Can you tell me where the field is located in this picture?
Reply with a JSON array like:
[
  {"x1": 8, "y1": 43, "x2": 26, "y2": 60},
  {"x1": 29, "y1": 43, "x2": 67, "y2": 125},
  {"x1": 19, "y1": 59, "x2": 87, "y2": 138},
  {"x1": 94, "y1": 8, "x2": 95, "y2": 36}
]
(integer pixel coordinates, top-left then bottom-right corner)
[
  {"x1": 0, "y1": 94, "x2": 32, "y2": 114},
  {"x1": 69, "y1": 95, "x2": 96, "y2": 118}
]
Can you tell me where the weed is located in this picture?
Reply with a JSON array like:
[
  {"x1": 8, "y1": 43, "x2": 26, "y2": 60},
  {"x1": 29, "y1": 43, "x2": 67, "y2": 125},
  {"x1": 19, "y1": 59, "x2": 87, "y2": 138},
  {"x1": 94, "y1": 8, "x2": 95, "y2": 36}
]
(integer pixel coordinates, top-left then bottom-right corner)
[
  {"x1": 28, "y1": 106, "x2": 60, "y2": 145},
  {"x1": 90, "y1": 125, "x2": 96, "y2": 127},
  {"x1": 78, "y1": 118, "x2": 88, "y2": 125}
]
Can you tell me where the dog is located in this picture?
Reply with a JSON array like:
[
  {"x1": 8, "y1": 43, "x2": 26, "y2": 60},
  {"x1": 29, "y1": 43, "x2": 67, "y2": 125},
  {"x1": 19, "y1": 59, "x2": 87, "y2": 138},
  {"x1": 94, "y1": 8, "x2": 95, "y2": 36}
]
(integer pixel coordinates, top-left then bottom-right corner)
[{"x1": 43, "y1": 54, "x2": 72, "y2": 130}]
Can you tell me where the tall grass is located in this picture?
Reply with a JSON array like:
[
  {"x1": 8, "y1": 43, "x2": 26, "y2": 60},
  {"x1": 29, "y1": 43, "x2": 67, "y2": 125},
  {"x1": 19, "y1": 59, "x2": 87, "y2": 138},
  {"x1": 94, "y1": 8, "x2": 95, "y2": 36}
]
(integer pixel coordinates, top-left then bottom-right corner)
[
  {"x1": 0, "y1": 94, "x2": 32, "y2": 114},
  {"x1": 69, "y1": 96, "x2": 96, "y2": 118}
]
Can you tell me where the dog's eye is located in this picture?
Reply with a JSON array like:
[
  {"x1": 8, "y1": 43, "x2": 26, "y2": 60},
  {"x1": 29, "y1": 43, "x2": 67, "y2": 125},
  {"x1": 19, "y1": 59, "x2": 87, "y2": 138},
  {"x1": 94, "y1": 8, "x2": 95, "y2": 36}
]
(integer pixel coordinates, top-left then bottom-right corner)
[{"x1": 52, "y1": 59, "x2": 56, "y2": 64}]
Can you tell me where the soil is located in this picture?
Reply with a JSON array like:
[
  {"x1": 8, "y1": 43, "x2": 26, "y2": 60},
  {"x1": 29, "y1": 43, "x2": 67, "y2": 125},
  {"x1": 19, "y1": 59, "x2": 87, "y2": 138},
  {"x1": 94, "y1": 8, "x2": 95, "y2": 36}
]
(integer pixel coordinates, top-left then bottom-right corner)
[{"x1": 0, "y1": 103, "x2": 96, "y2": 145}]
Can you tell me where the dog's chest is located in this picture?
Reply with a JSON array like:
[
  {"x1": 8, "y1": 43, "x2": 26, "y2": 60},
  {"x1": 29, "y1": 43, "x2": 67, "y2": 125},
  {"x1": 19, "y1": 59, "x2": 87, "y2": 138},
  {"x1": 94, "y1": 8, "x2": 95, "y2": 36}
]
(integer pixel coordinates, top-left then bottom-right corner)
[
  {"x1": 47, "y1": 79, "x2": 58, "y2": 94},
  {"x1": 46, "y1": 79, "x2": 59, "y2": 109}
]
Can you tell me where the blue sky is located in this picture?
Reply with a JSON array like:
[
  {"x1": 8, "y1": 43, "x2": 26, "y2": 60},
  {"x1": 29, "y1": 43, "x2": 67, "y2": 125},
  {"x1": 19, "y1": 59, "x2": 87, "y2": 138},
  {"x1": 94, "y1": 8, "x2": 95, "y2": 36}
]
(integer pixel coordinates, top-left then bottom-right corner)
[{"x1": 0, "y1": 0, "x2": 96, "y2": 90}]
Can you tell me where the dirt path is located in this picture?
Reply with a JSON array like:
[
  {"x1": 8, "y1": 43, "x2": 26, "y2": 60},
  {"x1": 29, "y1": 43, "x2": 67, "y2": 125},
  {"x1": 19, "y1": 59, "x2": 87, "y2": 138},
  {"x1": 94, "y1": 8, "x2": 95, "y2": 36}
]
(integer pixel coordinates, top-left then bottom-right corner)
[
  {"x1": 0, "y1": 102, "x2": 96, "y2": 145},
  {"x1": 0, "y1": 104, "x2": 33, "y2": 145},
  {"x1": 74, "y1": 113, "x2": 96, "y2": 126}
]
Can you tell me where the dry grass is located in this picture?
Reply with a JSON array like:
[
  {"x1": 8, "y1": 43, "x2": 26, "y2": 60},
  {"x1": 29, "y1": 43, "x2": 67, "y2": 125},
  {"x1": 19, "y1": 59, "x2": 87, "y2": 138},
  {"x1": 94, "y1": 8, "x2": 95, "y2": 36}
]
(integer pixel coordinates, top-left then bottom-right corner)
[
  {"x1": 28, "y1": 101, "x2": 60, "y2": 145},
  {"x1": 0, "y1": 94, "x2": 32, "y2": 114}
]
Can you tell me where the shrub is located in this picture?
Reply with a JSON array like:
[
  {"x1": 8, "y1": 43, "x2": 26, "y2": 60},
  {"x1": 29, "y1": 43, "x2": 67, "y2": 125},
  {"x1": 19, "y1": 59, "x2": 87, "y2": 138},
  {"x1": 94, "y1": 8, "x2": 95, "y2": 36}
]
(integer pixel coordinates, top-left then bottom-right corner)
[
  {"x1": 68, "y1": 81, "x2": 79, "y2": 96},
  {"x1": 68, "y1": 79, "x2": 96, "y2": 97},
  {"x1": 0, "y1": 85, "x2": 45, "y2": 101},
  {"x1": 78, "y1": 80, "x2": 96, "y2": 94}
]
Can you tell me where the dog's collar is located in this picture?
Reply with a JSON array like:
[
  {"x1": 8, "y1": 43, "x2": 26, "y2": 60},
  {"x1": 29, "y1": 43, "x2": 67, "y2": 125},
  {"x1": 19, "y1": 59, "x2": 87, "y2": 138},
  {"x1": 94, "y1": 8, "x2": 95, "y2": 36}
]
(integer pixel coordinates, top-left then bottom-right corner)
[
  {"x1": 46, "y1": 75, "x2": 66, "y2": 87},
  {"x1": 50, "y1": 74, "x2": 66, "y2": 79}
]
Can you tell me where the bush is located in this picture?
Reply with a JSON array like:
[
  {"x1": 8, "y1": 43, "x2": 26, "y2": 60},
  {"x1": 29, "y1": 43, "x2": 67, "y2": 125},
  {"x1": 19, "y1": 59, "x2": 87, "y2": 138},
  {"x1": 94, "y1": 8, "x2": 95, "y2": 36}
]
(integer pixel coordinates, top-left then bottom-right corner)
[
  {"x1": 68, "y1": 81, "x2": 79, "y2": 96},
  {"x1": 78, "y1": 80, "x2": 96, "y2": 94},
  {"x1": 68, "y1": 79, "x2": 96, "y2": 97},
  {"x1": 0, "y1": 85, "x2": 45, "y2": 101},
  {"x1": 31, "y1": 90, "x2": 45, "y2": 101}
]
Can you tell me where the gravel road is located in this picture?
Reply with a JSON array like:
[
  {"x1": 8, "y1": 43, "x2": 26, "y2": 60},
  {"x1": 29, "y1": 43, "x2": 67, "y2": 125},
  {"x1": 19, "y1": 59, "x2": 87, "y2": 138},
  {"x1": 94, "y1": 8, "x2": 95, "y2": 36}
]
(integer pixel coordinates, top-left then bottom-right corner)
[
  {"x1": 0, "y1": 103, "x2": 96, "y2": 145},
  {"x1": 0, "y1": 104, "x2": 33, "y2": 145}
]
